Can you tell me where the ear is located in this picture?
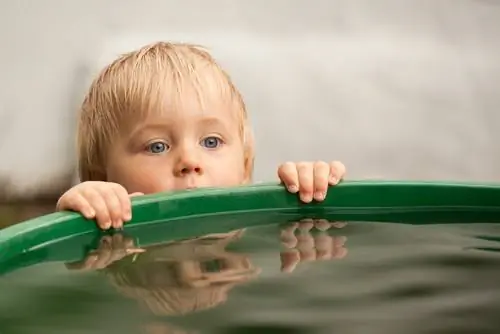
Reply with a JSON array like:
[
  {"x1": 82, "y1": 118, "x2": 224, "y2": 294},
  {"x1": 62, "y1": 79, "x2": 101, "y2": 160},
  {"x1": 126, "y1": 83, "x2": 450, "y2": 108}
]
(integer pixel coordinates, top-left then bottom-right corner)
[{"x1": 243, "y1": 124, "x2": 255, "y2": 184}]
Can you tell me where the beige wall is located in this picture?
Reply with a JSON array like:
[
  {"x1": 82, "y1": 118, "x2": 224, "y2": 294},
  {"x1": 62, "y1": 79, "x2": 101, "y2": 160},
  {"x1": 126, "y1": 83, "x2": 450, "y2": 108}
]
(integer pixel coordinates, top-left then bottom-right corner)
[{"x1": 0, "y1": 0, "x2": 499, "y2": 199}]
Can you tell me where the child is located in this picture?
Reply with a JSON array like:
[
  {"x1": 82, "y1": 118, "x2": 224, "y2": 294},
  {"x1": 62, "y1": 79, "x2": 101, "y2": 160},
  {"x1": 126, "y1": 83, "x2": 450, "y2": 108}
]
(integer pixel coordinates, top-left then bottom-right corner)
[{"x1": 56, "y1": 42, "x2": 346, "y2": 229}]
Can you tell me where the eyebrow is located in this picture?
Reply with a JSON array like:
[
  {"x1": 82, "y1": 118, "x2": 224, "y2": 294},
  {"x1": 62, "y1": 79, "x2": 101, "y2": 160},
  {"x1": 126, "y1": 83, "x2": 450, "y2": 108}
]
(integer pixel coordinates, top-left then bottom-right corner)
[
  {"x1": 197, "y1": 116, "x2": 230, "y2": 129},
  {"x1": 128, "y1": 116, "x2": 231, "y2": 138},
  {"x1": 128, "y1": 122, "x2": 173, "y2": 139}
]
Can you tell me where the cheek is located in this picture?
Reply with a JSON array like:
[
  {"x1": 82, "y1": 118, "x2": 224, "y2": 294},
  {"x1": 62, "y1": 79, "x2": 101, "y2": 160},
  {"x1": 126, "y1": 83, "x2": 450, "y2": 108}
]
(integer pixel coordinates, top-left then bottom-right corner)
[
  {"x1": 207, "y1": 149, "x2": 247, "y2": 185},
  {"x1": 107, "y1": 159, "x2": 171, "y2": 194}
]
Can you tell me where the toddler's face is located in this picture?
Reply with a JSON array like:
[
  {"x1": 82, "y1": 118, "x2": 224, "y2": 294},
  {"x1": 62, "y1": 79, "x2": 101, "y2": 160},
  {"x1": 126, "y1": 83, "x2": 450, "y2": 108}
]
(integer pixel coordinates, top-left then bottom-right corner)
[{"x1": 105, "y1": 93, "x2": 247, "y2": 194}]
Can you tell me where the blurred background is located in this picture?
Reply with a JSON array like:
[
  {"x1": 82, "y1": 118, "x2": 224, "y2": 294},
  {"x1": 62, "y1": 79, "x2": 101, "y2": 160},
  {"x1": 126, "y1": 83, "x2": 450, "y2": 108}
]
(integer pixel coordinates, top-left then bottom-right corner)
[{"x1": 0, "y1": 0, "x2": 499, "y2": 226}]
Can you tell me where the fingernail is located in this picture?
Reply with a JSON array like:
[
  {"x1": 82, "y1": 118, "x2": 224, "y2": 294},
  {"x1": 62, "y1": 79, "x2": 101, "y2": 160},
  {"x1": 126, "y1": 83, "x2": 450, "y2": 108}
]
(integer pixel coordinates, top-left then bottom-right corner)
[
  {"x1": 329, "y1": 176, "x2": 338, "y2": 184},
  {"x1": 85, "y1": 209, "x2": 95, "y2": 218},
  {"x1": 314, "y1": 191, "x2": 325, "y2": 201},
  {"x1": 123, "y1": 212, "x2": 131, "y2": 221},
  {"x1": 300, "y1": 193, "x2": 313, "y2": 203},
  {"x1": 102, "y1": 221, "x2": 112, "y2": 230},
  {"x1": 288, "y1": 185, "x2": 298, "y2": 193}
]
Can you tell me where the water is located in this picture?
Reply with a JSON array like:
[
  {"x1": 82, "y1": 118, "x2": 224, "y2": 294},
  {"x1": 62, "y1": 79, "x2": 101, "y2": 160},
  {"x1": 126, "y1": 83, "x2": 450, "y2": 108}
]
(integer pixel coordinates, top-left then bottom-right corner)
[{"x1": 1, "y1": 214, "x2": 500, "y2": 333}]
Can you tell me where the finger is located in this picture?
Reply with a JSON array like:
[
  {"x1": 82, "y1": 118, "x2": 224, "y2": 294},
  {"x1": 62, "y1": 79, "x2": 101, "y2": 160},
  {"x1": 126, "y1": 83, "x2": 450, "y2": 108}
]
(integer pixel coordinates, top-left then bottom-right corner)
[
  {"x1": 315, "y1": 219, "x2": 332, "y2": 231},
  {"x1": 333, "y1": 235, "x2": 347, "y2": 248},
  {"x1": 93, "y1": 252, "x2": 113, "y2": 269},
  {"x1": 298, "y1": 218, "x2": 314, "y2": 232},
  {"x1": 123, "y1": 236, "x2": 136, "y2": 249},
  {"x1": 100, "y1": 187, "x2": 124, "y2": 229},
  {"x1": 65, "y1": 254, "x2": 99, "y2": 271},
  {"x1": 280, "y1": 249, "x2": 300, "y2": 273},
  {"x1": 109, "y1": 248, "x2": 130, "y2": 264},
  {"x1": 83, "y1": 188, "x2": 112, "y2": 229},
  {"x1": 332, "y1": 236, "x2": 348, "y2": 259},
  {"x1": 332, "y1": 221, "x2": 347, "y2": 229},
  {"x1": 111, "y1": 234, "x2": 144, "y2": 262},
  {"x1": 57, "y1": 192, "x2": 95, "y2": 219},
  {"x1": 202, "y1": 266, "x2": 258, "y2": 284},
  {"x1": 329, "y1": 161, "x2": 346, "y2": 185},
  {"x1": 98, "y1": 235, "x2": 113, "y2": 251},
  {"x1": 296, "y1": 231, "x2": 316, "y2": 262},
  {"x1": 333, "y1": 246, "x2": 348, "y2": 259},
  {"x1": 93, "y1": 241, "x2": 113, "y2": 269},
  {"x1": 313, "y1": 161, "x2": 330, "y2": 201},
  {"x1": 129, "y1": 192, "x2": 144, "y2": 197},
  {"x1": 100, "y1": 235, "x2": 113, "y2": 245},
  {"x1": 315, "y1": 233, "x2": 333, "y2": 260},
  {"x1": 297, "y1": 162, "x2": 314, "y2": 203},
  {"x1": 280, "y1": 222, "x2": 299, "y2": 248},
  {"x1": 111, "y1": 232, "x2": 125, "y2": 248},
  {"x1": 299, "y1": 248, "x2": 316, "y2": 262},
  {"x1": 221, "y1": 255, "x2": 253, "y2": 273},
  {"x1": 112, "y1": 184, "x2": 134, "y2": 223},
  {"x1": 295, "y1": 226, "x2": 315, "y2": 248},
  {"x1": 277, "y1": 162, "x2": 299, "y2": 193},
  {"x1": 125, "y1": 248, "x2": 146, "y2": 255},
  {"x1": 109, "y1": 233, "x2": 145, "y2": 255}
]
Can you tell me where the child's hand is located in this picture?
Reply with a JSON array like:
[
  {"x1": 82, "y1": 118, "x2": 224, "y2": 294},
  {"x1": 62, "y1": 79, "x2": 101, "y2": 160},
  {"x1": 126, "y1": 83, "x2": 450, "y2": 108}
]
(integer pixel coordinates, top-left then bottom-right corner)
[
  {"x1": 277, "y1": 161, "x2": 346, "y2": 202},
  {"x1": 56, "y1": 181, "x2": 143, "y2": 230},
  {"x1": 279, "y1": 220, "x2": 347, "y2": 273},
  {"x1": 65, "y1": 234, "x2": 145, "y2": 271}
]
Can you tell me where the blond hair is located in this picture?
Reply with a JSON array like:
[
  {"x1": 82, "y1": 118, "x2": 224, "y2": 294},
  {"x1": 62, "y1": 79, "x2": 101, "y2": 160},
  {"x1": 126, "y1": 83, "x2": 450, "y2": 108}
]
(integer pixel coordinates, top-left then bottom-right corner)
[
  {"x1": 77, "y1": 41, "x2": 254, "y2": 182},
  {"x1": 104, "y1": 233, "x2": 258, "y2": 316},
  {"x1": 108, "y1": 266, "x2": 235, "y2": 316}
]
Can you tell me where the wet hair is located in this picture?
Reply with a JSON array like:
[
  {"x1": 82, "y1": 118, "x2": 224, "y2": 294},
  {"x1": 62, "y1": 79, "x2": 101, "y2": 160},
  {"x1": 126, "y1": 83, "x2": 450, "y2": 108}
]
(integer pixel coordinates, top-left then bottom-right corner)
[
  {"x1": 104, "y1": 232, "x2": 257, "y2": 316},
  {"x1": 77, "y1": 42, "x2": 254, "y2": 182}
]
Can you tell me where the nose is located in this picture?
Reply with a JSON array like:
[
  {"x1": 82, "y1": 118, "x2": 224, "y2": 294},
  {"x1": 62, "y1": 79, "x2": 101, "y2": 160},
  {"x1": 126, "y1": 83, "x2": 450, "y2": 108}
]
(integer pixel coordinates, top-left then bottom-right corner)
[{"x1": 173, "y1": 149, "x2": 203, "y2": 177}]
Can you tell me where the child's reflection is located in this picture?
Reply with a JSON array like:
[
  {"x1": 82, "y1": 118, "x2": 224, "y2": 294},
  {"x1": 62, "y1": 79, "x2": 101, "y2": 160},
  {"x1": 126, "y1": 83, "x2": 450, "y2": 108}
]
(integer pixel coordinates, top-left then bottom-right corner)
[
  {"x1": 65, "y1": 221, "x2": 347, "y2": 328},
  {"x1": 67, "y1": 230, "x2": 258, "y2": 315}
]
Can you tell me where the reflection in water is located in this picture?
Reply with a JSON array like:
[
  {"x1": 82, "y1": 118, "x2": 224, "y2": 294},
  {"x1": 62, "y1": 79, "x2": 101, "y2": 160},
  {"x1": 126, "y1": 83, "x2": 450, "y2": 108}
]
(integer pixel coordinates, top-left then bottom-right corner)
[
  {"x1": 65, "y1": 221, "x2": 348, "y2": 333},
  {"x1": 280, "y1": 220, "x2": 347, "y2": 273},
  {"x1": 71, "y1": 230, "x2": 259, "y2": 316},
  {"x1": 3, "y1": 216, "x2": 500, "y2": 333}
]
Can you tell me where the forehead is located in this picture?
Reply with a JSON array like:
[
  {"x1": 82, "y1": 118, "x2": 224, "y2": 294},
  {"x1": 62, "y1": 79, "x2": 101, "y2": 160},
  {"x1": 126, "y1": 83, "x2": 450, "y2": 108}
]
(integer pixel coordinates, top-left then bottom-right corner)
[
  {"x1": 158, "y1": 80, "x2": 238, "y2": 120},
  {"x1": 138, "y1": 86, "x2": 240, "y2": 130},
  {"x1": 103, "y1": 44, "x2": 246, "y2": 135},
  {"x1": 121, "y1": 72, "x2": 242, "y2": 132}
]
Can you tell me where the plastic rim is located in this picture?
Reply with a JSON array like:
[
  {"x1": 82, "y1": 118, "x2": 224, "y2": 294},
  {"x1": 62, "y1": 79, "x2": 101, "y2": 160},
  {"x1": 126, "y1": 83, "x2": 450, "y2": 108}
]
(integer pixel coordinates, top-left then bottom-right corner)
[{"x1": 0, "y1": 180, "x2": 499, "y2": 275}]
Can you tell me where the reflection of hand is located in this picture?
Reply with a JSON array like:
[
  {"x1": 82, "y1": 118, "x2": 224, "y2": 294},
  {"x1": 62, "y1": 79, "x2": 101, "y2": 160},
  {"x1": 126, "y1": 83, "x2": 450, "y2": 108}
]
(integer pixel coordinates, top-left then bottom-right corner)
[
  {"x1": 65, "y1": 234, "x2": 145, "y2": 271},
  {"x1": 279, "y1": 219, "x2": 347, "y2": 273}
]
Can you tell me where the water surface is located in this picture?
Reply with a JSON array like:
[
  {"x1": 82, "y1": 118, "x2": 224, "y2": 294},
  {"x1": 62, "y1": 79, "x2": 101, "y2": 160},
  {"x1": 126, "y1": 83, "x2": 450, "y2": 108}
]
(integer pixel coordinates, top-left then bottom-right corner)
[{"x1": 1, "y1": 215, "x2": 500, "y2": 334}]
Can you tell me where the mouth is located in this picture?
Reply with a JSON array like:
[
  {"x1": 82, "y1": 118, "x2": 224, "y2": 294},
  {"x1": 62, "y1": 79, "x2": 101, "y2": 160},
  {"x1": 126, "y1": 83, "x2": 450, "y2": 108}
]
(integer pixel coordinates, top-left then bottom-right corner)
[{"x1": 175, "y1": 183, "x2": 202, "y2": 191}]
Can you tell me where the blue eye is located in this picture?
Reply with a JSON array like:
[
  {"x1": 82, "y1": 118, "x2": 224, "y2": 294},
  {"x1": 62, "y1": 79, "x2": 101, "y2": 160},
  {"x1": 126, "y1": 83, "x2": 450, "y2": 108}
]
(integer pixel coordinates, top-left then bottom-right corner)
[
  {"x1": 201, "y1": 136, "x2": 222, "y2": 149},
  {"x1": 146, "y1": 141, "x2": 168, "y2": 154}
]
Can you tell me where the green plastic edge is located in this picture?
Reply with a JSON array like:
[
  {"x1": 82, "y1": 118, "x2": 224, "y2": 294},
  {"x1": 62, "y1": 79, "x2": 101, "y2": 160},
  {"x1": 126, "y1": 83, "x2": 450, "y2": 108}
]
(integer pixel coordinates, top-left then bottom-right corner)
[{"x1": 0, "y1": 180, "x2": 500, "y2": 276}]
